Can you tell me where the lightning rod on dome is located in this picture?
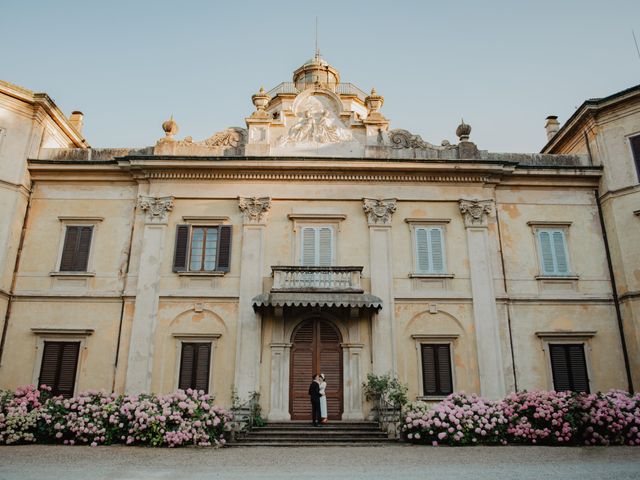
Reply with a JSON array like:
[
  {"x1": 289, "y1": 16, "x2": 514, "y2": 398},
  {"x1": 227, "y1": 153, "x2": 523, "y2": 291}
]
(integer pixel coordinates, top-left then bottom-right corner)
[{"x1": 315, "y1": 16, "x2": 320, "y2": 60}]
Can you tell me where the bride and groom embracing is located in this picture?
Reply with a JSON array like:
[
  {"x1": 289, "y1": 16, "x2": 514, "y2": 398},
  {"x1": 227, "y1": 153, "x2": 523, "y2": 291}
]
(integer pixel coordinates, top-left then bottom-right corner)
[{"x1": 308, "y1": 373, "x2": 328, "y2": 427}]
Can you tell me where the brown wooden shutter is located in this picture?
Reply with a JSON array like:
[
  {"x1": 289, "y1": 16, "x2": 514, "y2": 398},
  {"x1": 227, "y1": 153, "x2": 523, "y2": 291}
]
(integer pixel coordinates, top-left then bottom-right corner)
[
  {"x1": 59, "y1": 226, "x2": 93, "y2": 272},
  {"x1": 436, "y1": 345, "x2": 453, "y2": 394},
  {"x1": 38, "y1": 341, "x2": 80, "y2": 398},
  {"x1": 568, "y1": 345, "x2": 590, "y2": 393},
  {"x1": 550, "y1": 344, "x2": 589, "y2": 393},
  {"x1": 194, "y1": 343, "x2": 211, "y2": 391},
  {"x1": 421, "y1": 344, "x2": 452, "y2": 396},
  {"x1": 550, "y1": 344, "x2": 570, "y2": 391},
  {"x1": 173, "y1": 225, "x2": 190, "y2": 272},
  {"x1": 178, "y1": 343, "x2": 211, "y2": 392},
  {"x1": 59, "y1": 227, "x2": 79, "y2": 271},
  {"x1": 630, "y1": 135, "x2": 640, "y2": 180},
  {"x1": 216, "y1": 225, "x2": 232, "y2": 272},
  {"x1": 75, "y1": 227, "x2": 93, "y2": 271},
  {"x1": 38, "y1": 342, "x2": 62, "y2": 389}
]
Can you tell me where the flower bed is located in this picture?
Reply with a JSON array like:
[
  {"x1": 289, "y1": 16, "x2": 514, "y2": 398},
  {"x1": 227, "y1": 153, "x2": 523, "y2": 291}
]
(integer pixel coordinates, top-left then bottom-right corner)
[
  {"x1": 403, "y1": 390, "x2": 640, "y2": 446},
  {"x1": 0, "y1": 385, "x2": 231, "y2": 447}
]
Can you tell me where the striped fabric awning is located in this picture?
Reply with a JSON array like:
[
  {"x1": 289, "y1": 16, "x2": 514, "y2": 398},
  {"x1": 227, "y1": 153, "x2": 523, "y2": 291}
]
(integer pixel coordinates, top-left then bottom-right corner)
[{"x1": 252, "y1": 292, "x2": 383, "y2": 311}]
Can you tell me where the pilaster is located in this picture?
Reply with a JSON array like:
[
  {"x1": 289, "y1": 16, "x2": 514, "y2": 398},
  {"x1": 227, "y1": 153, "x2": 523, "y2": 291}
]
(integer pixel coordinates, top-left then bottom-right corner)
[
  {"x1": 363, "y1": 198, "x2": 397, "y2": 375},
  {"x1": 459, "y1": 199, "x2": 506, "y2": 398},
  {"x1": 268, "y1": 342, "x2": 292, "y2": 421},
  {"x1": 235, "y1": 196, "x2": 271, "y2": 399},
  {"x1": 124, "y1": 196, "x2": 174, "y2": 393}
]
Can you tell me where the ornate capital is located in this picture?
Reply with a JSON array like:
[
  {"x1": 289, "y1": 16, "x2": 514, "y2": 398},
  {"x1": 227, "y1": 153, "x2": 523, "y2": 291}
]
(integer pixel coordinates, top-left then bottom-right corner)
[
  {"x1": 238, "y1": 196, "x2": 271, "y2": 224},
  {"x1": 363, "y1": 198, "x2": 397, "y2": 226},
  {"x1": 459, "y1": 199, "x2": 493, "y2": 228},
  {"x1": 138, "y1": 196, "x2": 174, "y2": 225}
]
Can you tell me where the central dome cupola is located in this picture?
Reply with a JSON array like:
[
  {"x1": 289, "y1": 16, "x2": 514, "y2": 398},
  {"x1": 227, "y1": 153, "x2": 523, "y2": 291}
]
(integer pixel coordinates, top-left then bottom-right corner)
[{"x1": 292, "y1": 52, "x2": 340, "y2": 90}]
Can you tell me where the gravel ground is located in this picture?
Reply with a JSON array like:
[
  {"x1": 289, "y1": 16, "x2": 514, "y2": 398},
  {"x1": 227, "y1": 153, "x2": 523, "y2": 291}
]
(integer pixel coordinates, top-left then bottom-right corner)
[{"x1": 1, "y1": 444, "x2": 640, "y2": 480}]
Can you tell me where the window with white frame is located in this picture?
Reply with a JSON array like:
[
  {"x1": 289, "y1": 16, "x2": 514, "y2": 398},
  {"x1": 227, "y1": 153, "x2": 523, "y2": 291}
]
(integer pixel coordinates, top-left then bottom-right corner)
[
  {"x1": 172, "y1": 224, "x2": 232, "y2": 273},
  {"x1": 300, "y1": 226, "x2": 334, "y2": 266},
  {"x1": 536, "y1": 228, "x2": 571, "y2": 276},
  {"x1": 415, "y1": 226, "x2": 446, "y2": 274}
]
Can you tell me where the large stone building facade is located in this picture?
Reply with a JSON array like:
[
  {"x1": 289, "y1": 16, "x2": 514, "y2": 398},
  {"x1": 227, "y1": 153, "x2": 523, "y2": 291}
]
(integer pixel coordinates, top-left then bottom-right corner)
[{"x1": 0, "y1": 58, "x2": 636, "y2": 420}]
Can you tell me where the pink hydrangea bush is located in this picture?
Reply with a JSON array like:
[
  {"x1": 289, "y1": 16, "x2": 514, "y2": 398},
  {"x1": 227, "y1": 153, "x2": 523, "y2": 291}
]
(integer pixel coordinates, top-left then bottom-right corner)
[
  {"x1": 0, "y1": 385, "x2": 231, "y2": 447},
  {"x1": 0, "y1": 385, "x2": 46, "y2": 444},
  {"x1": 576, "y1": 390, "x2": 640, "y2": 446},
  {"x1": 40, "y1": 390, "x2": 121, "y2": 446},
  {"x1": 404, "y1": 390, "x2": 640, "y2": 446},
  {"x1": 403, "y1": 393, "x2": 508, "y2": 446},
  {"x1": 116, "y1": 389, "x2": 231, "y2": 447},
  {"x1": 502, "y1": 390, "x2": 578, "y2": 445}
]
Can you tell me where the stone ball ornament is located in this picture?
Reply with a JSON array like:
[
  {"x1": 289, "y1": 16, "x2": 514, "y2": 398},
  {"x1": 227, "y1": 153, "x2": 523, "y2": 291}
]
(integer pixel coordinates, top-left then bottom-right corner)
[
  {"x1": 456, "y1": 119, "x2": 472, "y2": 141},
  {"x1": 162, "y1": 116, "x2": 179, "y2": 138}
]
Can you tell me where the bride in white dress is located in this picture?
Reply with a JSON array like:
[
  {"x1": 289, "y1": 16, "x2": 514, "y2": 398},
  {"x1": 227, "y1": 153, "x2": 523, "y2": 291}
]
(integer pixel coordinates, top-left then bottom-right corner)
[{"x1": 319, "y1": 373, "x2": 328, "y2": 423}]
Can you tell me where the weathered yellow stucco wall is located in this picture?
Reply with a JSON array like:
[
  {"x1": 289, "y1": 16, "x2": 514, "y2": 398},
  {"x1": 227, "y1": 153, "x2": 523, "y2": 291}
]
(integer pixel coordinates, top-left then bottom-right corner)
[{"x1": 0, "y1": 173, "x2": 628, "y2": 413}]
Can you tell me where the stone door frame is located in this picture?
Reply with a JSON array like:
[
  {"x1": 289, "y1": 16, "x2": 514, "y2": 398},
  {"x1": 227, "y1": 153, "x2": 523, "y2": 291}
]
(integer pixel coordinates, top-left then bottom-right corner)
[{"x1": 267, "y1": 308, "x2": 365, "y2": 421}]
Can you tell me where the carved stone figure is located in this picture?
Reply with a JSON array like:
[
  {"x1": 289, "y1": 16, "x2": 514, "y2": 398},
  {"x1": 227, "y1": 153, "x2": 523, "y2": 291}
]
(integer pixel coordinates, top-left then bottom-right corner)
[
  {"x1": 287, "y1": 111, "x2": 316, "y2": 144},
  {"x1": 204, "y1": 127, "x2": 247, "y2": 147},
  {"x1": 138, "y1": 196, "x2": 174, "y2": 224},
  {"x1": 388, "y1": 129, "x2": 430, "y2": 149},
  {"x1": 459, "y1": 199, "x2": 493, "y2": 227},
  {"x1": 238, "y1": 196, "x2": 272, "y2": 224},
  {"x1": 316, "y1": 110, "x2": 353, "y2": 143},
  {"x1": 388, "y1": 129, "x2": 456, "y2": 150},
  {"x1": 363, "y1": 198, "x2": 397, "y2": 226},
  {"x1": 282, "y1": 95, "x2": 353, "y2": 146},
  {"x1": 177, "y1": 127, "x2": 247, "y2": 148}
]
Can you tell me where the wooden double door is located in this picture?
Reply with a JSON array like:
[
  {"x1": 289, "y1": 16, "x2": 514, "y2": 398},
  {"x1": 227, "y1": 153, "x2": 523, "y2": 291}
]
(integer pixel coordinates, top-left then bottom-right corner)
[{"x1": 289, "y1": 318, "x2": 343, "y2": 420}]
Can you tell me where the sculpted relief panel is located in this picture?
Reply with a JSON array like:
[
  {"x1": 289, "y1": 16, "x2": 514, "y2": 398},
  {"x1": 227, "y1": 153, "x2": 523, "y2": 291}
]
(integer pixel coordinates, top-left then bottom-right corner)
[{"x1": 281, "y1": 95, "x2": 353, "y2": 146}]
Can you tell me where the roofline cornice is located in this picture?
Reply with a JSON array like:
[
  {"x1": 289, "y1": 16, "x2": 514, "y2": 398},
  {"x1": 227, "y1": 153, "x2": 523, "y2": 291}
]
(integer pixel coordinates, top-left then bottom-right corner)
[
  {"x1": 1, "y1": 79, "x2": 89, "y2": 148},
  {"x1": 28, "y1": 155, "x2": 602, "y2": 188},
  {"x1": 541, "y1": 83, "x2": 640, "y2": 153}
]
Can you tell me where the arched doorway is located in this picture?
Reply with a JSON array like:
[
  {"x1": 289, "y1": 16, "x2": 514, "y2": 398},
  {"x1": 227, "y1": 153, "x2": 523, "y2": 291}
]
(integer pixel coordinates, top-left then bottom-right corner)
[{"x1": 289, "y1": 317, "x2": 343, "y2": 420}]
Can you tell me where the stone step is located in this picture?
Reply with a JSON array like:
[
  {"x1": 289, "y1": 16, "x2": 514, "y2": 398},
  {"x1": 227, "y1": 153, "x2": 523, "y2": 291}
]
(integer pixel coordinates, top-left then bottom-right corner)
[
  {"x1": 229, "y1": 441, "x2": 395, "y2": 447},
  {"x1": 234, "y1": 436, "x2": 393, "y2": 444},
  {"x1": 259, "y1": 422, "x2": 379, "y2": 429},
  {"x1": 252, "y1": 425, "x2": 381, "y2": 432},
  {"x1": 238, "y1": 431, "x2": 388, "y2": 438},
  {"x1": 231, "y1": 420, "x2": 392, "y2": 447}
]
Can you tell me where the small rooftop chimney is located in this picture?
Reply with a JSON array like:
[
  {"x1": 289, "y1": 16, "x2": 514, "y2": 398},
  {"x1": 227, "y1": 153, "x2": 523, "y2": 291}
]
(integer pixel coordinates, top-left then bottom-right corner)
[
  {"x1": 545, "y1": 115, "x2": 560, "y2": 141},
  {"x1": 69, "y1": 111, "x2": 84, "y2": 133}
]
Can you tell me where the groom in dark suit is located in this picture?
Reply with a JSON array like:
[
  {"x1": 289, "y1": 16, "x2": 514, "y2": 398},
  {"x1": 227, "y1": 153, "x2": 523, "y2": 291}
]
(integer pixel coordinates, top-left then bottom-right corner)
[{"x1": 308, "y1": 374, "x2": 321, "y2": 427}]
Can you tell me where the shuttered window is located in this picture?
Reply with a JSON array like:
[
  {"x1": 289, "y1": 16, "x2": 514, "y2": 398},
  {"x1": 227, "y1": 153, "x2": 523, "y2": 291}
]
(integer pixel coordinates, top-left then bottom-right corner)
[
  {"x1": 59, "y1": 226, "x2": 93, "y2": 271},
  {"x1": 178, "y1": 342, "x2": 211, "y2": 392},
  {"x1": 630, "y1": 135, "x2": 640, "y2": 182},
  {"x1": 421, "y1": 344, "x2": 453, "y2": 396},
  {"x1": 38, "y1": 341, "x2": 80, "y2": 398},
  {"x1": 549, "y1": 343, "x2": 590, "y2": 393},
  {"x1": 415, "y1": 227, "x2": 445, "y2": 274},
  {"x1": 173, "y1": 225, "x2": 232, "y2": 273},
  {"x1": 537, "y1": 229, "x2": 570, "y2": 275},
  {"x1": 301, "y1": 226, "x2": 333, "y2": 266}
]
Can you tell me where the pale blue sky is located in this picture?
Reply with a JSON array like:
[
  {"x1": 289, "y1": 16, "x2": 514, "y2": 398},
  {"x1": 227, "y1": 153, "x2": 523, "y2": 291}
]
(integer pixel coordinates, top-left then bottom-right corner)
[{"x1": 2, "y1": 0, "x2": 639, "y2": 152}]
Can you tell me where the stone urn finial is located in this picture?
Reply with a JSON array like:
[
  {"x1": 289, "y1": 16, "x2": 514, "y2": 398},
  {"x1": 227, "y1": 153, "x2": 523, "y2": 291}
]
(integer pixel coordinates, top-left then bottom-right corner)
[
  {"x1": 365, "y1": 87, "x2": 384, "y2": 115},
  {"x1": 251, "y1": 86, "x2": 271, "y2": 117},
  {"x1": 456, "y1": 118, "x2": 472, "y2": 141},
  {"x1": 161, "y1": 115, "x2": 179, "y2": 140}
]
